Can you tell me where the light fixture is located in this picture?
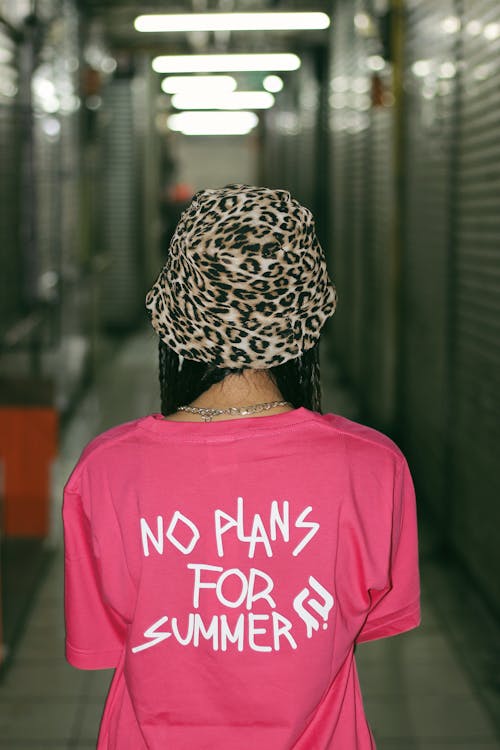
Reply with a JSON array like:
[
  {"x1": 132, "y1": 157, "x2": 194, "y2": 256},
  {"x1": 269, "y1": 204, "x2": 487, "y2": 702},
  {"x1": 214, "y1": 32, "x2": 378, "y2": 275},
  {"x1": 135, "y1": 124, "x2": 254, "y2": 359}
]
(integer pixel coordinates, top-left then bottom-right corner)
[
  {"x1": 135, "y1": 12, "x2": 329, "y2": 33},
  {"x1": 263, "y1": 74, "x2": 283, "y2": 93},
  {"x1": 275, "y1": 111, "x2": 299, "y2": 136},
  {"x1": 33, "y1": 77, "x2": 56, "y2": 100},
  {"x1": 101, "y1": 57, "x2": 118, "y2": 74},
  {"x1": 167, "y1": 110, "x2": 259, "y2": 135},
  {"x1": 367, "y1": 54, "x2": 385, "y2": 72},
  {"x1": 473, "y1": 63, "x2": 492, "y2": 81},
  {"x1": 465, "y1": 20, "x2": 482, "y2": 36},
  {"x1": 484, "y1": 22, "x2": 500, "y2": 40},
  {"x1": 0, "y1": 47, "x2": 13, "y2": 64},
  {"x1": 439, "y1": 61, "x2": 456, "y2": 79},
  {"x1": 352, "y1": 76, "x2": 370, "y2": 94},
  {"x1": 422, "y1": 84, "x2": 436, "y2": 101},
  {"x1": 32, "y1": 70, "x2": 60, "y2": 113},
  {"x1": 152, "y1": 53, "x2": 301, "y2": 74},
  {"x1": 411, "y1": 59, "x2": 432, "y2": 78},
  {"x1": 440, "y1": 16, "x2": 461, "y2": 34},
  {"x1": 171, "y1": 91, "x2": 274, "y2": 110},
  {"x1": 329, "y1": 92, "x2": 346, "y2": 109},
  {"x1": 161, "y1": 75, "x2": 237, "y2": 94},
  {"x1": 354, "y1": 12, "x2": 371, "y2": 32},
  {"x1": 0, "y1": 77, "x2": 18, "y2": 98},
  {"x1": 330, "y1": 75, "x2": 349, "y2": 93},
  {"x1": 41, "y1": 116, "x2": 61, "y2": 138}
]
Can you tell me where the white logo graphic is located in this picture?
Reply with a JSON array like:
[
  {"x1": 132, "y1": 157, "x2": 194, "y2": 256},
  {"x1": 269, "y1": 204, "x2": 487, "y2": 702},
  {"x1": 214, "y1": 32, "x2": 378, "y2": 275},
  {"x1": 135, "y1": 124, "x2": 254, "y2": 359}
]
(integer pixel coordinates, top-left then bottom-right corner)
[{"x1": 293, "y1": 576, "x2": 334, "y2": 637}]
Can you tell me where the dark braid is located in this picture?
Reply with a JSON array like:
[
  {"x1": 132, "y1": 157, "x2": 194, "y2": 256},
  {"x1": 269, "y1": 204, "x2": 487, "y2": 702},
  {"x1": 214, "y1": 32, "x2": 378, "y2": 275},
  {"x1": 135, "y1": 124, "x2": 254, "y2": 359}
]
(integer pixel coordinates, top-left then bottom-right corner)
[{"x1": 158, "y1": 339, "x2": 322, "y2": 417}]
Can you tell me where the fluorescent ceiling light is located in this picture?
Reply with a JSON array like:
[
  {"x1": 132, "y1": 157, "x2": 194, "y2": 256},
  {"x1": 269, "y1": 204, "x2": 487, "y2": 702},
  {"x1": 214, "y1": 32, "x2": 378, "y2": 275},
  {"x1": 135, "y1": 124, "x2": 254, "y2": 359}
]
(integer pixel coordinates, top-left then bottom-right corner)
[
  {"x1": 167, "y1": 110, "x2": 259, "y2": 135},
  {"x1": 152, "y1": 53, "x2": 301, "y2": 74},
  {"x1": 135, "y1": 12, "x2": 330, "y2": 33},
  {"x1": 263, "y1": 74, "x2": 283, "y2": 93},
  {"x1": 161, "y1": 75, "x2": 237, "y2": 94},
  {"x1": 171, "y1": 91, "x2": 274, "y2": 110}
]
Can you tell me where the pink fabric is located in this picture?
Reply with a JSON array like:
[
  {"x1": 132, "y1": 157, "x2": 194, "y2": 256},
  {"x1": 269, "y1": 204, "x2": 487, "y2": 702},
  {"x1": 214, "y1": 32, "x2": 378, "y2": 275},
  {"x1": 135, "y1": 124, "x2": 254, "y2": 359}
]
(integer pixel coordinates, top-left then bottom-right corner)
[{"x1": 63, "y1": 407, "x2": 420, "y2": 749}]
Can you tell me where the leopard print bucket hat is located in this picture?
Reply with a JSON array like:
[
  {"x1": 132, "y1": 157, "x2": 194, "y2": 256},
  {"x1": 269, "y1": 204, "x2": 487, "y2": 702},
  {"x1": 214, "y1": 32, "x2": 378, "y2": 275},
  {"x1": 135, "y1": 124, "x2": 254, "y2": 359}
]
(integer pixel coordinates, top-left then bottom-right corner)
[{"x1": 145, "y1": 184, "x2": 337, "y2": 368}]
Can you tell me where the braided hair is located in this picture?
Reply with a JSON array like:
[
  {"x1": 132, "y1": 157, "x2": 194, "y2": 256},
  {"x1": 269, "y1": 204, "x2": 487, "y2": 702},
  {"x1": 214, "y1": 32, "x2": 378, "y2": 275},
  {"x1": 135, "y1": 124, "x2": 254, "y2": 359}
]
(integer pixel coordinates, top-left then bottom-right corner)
[{"x1": 158, "y1": 339, "x2": 322, "y2": 417}]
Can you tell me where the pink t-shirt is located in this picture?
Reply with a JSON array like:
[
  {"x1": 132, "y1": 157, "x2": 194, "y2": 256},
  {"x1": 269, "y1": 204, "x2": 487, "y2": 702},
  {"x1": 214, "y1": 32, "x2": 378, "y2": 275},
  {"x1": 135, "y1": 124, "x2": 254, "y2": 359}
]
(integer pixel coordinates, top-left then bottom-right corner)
[{"x1": 63, "y1": 407, "x2": 420, "y2": 749}]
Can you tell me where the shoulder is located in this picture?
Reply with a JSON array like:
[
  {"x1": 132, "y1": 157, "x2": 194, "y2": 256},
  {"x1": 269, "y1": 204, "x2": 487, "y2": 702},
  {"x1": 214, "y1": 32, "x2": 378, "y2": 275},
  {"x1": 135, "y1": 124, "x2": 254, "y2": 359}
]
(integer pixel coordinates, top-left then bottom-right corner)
[
  {"x1": 313, "y1": 411, "x2": 406, "y2": 466},
  {"x1": 63, "y1": 416, "x2": 149, "y2": 494}
]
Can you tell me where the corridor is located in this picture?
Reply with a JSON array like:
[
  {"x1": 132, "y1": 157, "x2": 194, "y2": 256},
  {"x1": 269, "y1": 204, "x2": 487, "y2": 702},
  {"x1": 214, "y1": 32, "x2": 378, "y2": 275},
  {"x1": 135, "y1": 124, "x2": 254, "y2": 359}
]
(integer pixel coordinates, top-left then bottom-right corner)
[{"x1": 1, "y1": 0, "x2": 500, "y2": 747}]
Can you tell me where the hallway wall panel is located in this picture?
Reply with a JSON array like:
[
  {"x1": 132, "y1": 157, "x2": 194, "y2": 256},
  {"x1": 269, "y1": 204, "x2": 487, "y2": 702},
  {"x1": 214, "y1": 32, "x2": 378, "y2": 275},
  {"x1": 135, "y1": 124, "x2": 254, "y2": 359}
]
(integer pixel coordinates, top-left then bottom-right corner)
[
  {"x1": 328, "y1": 1, "x2": 397, "y2": 428},
  {"x1": 401, "y1": 0, "x2": 457, "y2": 522},
  {"x1": 328, "y1": 0, "x2": 500, "y2": 615},
  {"x1": 100, "y1": 76, "x2": 141, "y2": 329},
  {"x1": 0, "y1": 23, "x2": 22, "y2": 333},
  {"x1": 451, "y1": 0, "x2": 500, "y2": 607}
]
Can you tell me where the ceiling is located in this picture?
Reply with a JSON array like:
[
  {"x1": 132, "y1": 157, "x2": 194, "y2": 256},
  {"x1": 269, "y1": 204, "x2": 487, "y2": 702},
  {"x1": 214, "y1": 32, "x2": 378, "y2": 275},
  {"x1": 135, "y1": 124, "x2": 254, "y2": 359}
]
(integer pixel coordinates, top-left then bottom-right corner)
[{"x1": 77, "y1": 1, "x2": 331, "y2": 52}]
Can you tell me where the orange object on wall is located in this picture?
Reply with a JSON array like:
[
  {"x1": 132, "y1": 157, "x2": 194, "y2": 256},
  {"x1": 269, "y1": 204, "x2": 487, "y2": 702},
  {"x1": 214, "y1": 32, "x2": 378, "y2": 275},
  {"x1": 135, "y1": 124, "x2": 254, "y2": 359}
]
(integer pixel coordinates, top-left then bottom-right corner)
[{"x1": 0, "y1": 407, "x2": 58, "y2": 537}]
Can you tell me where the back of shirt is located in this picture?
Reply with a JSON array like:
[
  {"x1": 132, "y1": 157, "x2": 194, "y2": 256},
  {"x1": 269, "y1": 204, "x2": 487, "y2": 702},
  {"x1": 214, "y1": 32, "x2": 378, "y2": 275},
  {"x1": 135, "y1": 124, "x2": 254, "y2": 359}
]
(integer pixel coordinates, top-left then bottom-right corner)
[{"x1": 63, "y1": 407, "x2": 420, "y2": 750}]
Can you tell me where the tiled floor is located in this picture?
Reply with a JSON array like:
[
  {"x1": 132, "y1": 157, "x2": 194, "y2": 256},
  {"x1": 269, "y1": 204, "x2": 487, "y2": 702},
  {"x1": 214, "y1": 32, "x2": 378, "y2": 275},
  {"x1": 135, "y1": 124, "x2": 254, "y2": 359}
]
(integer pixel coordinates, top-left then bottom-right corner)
[{"x1": 1, "y1": 328, "x2": 499, "y2": 749}]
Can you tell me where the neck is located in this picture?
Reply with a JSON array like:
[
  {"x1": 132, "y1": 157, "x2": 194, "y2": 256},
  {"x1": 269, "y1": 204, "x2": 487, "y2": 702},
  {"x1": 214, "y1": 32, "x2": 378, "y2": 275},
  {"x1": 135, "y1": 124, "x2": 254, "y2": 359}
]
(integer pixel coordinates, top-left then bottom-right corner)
[
  {"x1": 192, "y1": 370, "x2": 284, "y2": 409},
  {"x1": 165, "y1": 370, "x2": 292, "y2": 422}
]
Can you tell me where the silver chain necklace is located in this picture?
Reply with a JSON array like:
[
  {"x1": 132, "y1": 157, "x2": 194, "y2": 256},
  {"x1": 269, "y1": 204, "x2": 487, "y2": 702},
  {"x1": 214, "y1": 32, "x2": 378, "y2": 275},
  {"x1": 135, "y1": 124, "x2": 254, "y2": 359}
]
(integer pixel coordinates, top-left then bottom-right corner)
[{"x1": 176, "y1": 400, "x2": 292, "y2": 422}]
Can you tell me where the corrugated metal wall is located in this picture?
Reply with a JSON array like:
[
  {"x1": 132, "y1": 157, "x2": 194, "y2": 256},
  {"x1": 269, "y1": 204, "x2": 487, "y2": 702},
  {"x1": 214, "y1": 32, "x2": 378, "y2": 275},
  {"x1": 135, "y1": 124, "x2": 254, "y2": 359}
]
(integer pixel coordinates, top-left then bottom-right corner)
[
  {"x1": 328, "y1": 0, "x2": 500, "y2": 614},
  {"x1": 0, "y1": 23, "x2": 22, "y2": 333},
  {"x1": 328, "y1": 6, "x2": 352, "y2": 378},
  {"x1": 294, "y1": 54, "x2": 320, "y2": 212},
  {"x1": 452, "y1": 0, "x2": 500, "y2": 606},
  {"x1": 0, "y1": 2, "x2": 165, "y2": 415},
  {"x1": 261, "y1": 49, "x2": 324, "y2": 214},
  {"x1": 329, "y1": 1, "x2": 397, "y2": 429},
  {"x1": 368, "y1": 97, "x2": 396, "y2": 427},
  {"x1": 401, "y1": 0, "x2": 500, "y2": 606},
  {"x1": 401, "y1": 1, "x2": 457, "y2": 522},
  {"x1": 100, "y1": 74, "x2": 142, "y2": 328},
  {"x1": 31, "y1": 0, "x2": 90, "y2": 409},
  {"x1": 1, "y1": 0, "x2": 87, "y2": 406}
]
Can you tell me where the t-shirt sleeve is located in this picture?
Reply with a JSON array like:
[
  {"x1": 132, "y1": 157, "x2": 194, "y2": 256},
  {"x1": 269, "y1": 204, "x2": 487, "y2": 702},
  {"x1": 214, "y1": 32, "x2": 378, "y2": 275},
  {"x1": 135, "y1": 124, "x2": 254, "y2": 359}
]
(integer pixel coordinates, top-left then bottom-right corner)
[
  {"x1": 63, "y1": 488, "x2": 125, "y2": 669},
  {"x1": 356, "y1": 456, "x2": 421, "y2": 643}
]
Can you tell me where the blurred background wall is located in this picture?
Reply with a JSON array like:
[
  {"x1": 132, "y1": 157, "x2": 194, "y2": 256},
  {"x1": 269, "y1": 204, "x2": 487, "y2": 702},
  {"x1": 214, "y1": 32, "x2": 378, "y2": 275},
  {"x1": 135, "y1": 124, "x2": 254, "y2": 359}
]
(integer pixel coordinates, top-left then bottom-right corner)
[{"x1": 263, "y1": 0, "x2": 500, "y2": 621}]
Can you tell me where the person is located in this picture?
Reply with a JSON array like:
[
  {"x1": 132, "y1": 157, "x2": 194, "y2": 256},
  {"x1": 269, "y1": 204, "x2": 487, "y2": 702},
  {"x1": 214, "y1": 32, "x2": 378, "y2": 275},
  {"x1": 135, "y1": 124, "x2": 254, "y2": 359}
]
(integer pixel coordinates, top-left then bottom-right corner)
[{"x1": 63, "y1": 184, "x2": 420, "y2": 750}]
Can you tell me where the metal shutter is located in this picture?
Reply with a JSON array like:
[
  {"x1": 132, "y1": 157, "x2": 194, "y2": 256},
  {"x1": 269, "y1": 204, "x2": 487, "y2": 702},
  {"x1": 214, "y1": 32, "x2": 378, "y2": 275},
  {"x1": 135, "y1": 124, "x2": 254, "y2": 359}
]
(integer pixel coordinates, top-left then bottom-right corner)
[
  {"x1": 328, "y1": 1, "x2": 371, "y2": 386},
  {"x1": 30, "y1": 1, "x2": 89, "y2": 410},
  {"x1": 400, "y1": 0, "x2": 457, "y2": 520},
  {"x1": 100, "y1": 76, "x2": 141, "y2": 328},
  {"x1": 295, "y1": 53, "x2": 320, "y2": 211},
  {"x1": 261, "y1": 53, "x2": 320, "y2": 211},
  {"x1": 365, "y1": 101, "x2": 396, "y2": 428},
  {"x1": 328, "y1": 2, "x2": 352, "y2": 371},
  {"x1": 451, "y1": 0, "x2": 500, "y2": 608},
  {"x1": 33, "y1": 117, "x2": 61, "y2": 294},
  {"x1": 279, "y1": 84, "x2": 300, "y2": 198},
  {"x1": 328, "y1": 1, "x2": 390, "y2": 408},
  {"x1": 0, "y1": 23, "x2": 22, "y2": 332}
]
